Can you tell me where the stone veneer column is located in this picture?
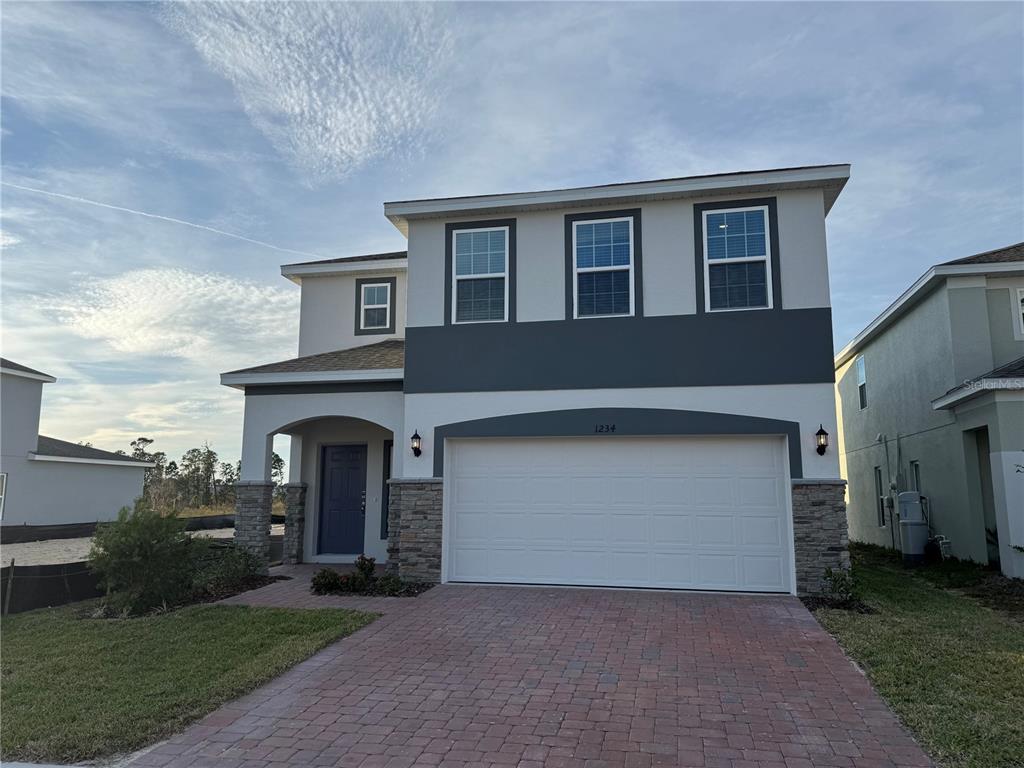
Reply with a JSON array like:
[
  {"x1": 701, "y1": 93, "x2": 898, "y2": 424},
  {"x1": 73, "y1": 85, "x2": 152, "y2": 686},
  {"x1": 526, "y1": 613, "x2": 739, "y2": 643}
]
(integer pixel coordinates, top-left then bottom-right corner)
[
  {"x1": 792, "y1": 479, "x2": 850, "y2": 595},
  {"x1": 281, "y1": 482, "x2": 307, "y2": 565},
  {"x1": 386, "y1": 478, "x2": 444, "y2": 582},
  {"x1": 234, "y1": 481, "x2": 273, "y2": 573}
]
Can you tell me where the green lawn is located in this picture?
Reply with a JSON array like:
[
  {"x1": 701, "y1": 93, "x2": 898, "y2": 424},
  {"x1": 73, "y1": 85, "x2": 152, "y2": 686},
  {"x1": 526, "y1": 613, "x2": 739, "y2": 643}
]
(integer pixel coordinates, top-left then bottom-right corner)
[
  {"x1": 1, "y1": 603, "x2": 376, "y2": 763},
  {"x1": 814, "y1": 546, "x2": 1024, "y2": 768}
]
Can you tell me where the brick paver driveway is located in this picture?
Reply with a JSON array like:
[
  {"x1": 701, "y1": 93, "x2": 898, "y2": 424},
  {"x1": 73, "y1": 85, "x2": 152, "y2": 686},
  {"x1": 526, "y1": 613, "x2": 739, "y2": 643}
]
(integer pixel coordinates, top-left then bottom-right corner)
[{"x1": 132, "y1": 579, "x2": 931, "y2": 768}]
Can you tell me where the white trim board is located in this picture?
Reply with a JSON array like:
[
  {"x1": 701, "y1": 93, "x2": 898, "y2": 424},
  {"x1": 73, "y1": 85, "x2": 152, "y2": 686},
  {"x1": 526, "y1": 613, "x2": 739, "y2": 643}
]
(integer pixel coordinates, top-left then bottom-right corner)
[
  {"x1": 28, "y1": 453, "x2": 155, "y2": 468},
  {"x1": 282, "y1": 259, "x2": 408, "y2": 284},
  {"x1": 0, "y1": 365, "x2": 57, "y2": 383},
  {"x1": 220, "y1": 368, "x2": 404, "y2": 389}
]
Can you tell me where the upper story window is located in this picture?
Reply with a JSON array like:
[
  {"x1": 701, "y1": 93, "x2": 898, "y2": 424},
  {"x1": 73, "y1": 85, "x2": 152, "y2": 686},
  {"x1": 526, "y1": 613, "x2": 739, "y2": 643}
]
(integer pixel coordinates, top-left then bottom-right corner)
[
  {"x1": 452, "y1": 227, "x2": 509, "y2": 323},
  {"x1": 856, "y1": 355, "x2": 867, "y2": 409},
  {"x1": 571, "y1": 217, "x2": 635, "y2": 318},
  {"x1": 355, "y1": 277, "x2": 396, "y2": 336},
  {"x1": 1014, "y1": 287, "x2": 1024, "y2": 340},
  {"x1": 703, "y1": 206, "x2": 773, "y2": 311}
]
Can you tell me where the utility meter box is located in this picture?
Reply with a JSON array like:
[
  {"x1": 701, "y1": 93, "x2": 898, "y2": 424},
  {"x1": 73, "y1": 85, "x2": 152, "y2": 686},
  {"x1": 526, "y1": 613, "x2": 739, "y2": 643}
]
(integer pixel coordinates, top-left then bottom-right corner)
[{"x1": 898, "y1": 491, "x2": 927, "y2": 565}]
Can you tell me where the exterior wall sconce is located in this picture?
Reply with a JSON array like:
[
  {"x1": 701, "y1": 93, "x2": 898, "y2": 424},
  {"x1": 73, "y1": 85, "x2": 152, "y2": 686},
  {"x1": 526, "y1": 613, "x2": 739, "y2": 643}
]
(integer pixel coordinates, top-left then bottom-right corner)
[
  {"x1": 815, "y1": 424, "x2": 829, "y2": 455},
  {"x1": 411, "y1": 431, "x2": 422, "y2": 457}
]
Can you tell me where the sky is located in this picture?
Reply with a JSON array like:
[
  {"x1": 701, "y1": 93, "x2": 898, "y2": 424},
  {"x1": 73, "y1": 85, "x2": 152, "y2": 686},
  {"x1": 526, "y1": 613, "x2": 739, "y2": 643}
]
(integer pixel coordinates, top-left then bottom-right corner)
[{"x1": 1, "y1": 1, "x2": 1022, "y2": 466}]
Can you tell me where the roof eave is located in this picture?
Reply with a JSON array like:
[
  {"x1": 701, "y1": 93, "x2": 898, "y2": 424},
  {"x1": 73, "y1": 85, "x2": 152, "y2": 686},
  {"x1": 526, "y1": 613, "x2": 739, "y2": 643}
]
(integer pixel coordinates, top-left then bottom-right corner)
[
  {"x1": 28, "y1": 453, "x2": 156, "y2": 468},
  {"x1": 932, "y1": 378, "x2": 1024, "y2": 410},
  {"x1": 384, "y1": 165, "x2": 851, "y2": 235},
  {"x1": 220, "y1": 368, "x2": 405, "y2": 390},
  {"x1": 835, "y1": 261, "x2": 1024, "y2": 368},
  {"x1": 0, "y1": 365, "x2": 57, "y2": 383},
  {"x1": 281, "y1": 259, "x2": 408, "y2": 284}
]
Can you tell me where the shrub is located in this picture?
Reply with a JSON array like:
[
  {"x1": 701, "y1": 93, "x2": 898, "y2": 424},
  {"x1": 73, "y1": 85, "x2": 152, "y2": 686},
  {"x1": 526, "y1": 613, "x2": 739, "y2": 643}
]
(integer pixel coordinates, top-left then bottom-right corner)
[
  {"x1": 311, "y1": 568, "x2": 345, "y2": 595},
  {"x1": 190, "y1": 541, "x2": 261, "y2": 599},
  {"x1": 822, "y1": 566, "x2": 860, "y2": 608},
  {"x1": 89, "y1": 500, "x2": 192, "y2": 614},
  {"x1": 355, "y1": 555, "x2": 376, "y2": 580},
  {"x1": 375, "y1": 573, "x2": 404, "y2": 596},
  {"x1": 346, "y1": 570, "x2": 369, "y2": 593}
]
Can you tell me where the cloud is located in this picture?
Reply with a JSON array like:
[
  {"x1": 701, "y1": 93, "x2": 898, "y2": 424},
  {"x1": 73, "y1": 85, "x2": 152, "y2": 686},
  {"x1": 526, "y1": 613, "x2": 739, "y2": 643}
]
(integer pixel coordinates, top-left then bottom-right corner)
[
  {"x1": 160, "y1": 2, "x2": 454, "y2": 182},
  {"x1": 47, "y1": 268, "x2": 298, "y2": 370},
  {"x1": 0, "y1": 229, "x2": 21, "y2": 248}
]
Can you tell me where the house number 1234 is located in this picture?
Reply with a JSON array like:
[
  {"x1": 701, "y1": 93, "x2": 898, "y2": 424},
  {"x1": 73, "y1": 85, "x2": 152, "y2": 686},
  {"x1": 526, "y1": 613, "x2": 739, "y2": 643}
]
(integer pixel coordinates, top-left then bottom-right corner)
[{"x1": 594, "y1": 424, "x2": 617, "y2": 433}]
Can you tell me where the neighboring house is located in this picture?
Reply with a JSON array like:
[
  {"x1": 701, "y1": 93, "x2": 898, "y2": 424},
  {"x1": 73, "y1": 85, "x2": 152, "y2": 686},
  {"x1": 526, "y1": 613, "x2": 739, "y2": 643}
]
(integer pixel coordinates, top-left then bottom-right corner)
[
  {"x1": 0, "y1": 359, "x2": 152, "y2": 533},
  {"x1": 222, "y1": 164, "x2": 852, "y2": 595},
  {"x1": 834, "y1": 243, "x2": 1024, "y2": 579}
]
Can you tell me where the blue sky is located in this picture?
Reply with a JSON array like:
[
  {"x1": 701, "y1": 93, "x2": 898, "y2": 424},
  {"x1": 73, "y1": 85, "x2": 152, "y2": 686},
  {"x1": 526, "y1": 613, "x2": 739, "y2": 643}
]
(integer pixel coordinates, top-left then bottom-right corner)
[{"x1": 2, "y1": 1, "x2": 1022, "y2": 464}]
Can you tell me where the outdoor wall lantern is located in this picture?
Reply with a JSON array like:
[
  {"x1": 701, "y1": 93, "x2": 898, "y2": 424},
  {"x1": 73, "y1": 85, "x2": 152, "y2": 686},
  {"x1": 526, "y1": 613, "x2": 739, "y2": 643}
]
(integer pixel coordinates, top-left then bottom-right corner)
[
  {"x1": 815, "y1": 424, "x2": 829, "y2": 456},
  {"x1": 411, "y1": 431, "x2": 422, "y2": 457}
]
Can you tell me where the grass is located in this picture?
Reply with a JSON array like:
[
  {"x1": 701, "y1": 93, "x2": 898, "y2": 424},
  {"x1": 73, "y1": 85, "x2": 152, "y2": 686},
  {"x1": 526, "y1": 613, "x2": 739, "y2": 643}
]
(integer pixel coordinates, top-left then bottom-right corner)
[
  {"x1": 173, "y1": 500, "x2": 286, "y2": 518},
  {"x1": 814, "y1": 545, "x2": 1024, "y2": 768},
  {"x1": 0, "y1": 603, "x2": 376, "y2": 763}
]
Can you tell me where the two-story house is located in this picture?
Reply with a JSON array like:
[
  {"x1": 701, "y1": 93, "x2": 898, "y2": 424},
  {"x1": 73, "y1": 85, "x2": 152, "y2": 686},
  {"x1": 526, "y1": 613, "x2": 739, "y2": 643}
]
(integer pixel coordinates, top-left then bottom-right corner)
[
  {"x1": 0, "y1": 358, "x2": 152, "y2": 537},
  {"x1": 835, "y1": 243, "x2": 1024, "y2": 579},
  {"x1": 222, "y1": 164, "x2": 852, "y2": 595}
]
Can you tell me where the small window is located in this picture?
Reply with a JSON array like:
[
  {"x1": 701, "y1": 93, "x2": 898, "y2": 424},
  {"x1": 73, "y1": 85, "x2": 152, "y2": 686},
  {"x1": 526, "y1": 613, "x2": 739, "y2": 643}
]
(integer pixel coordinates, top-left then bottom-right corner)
[
  {"x1": 909, "y1": 460, "x2": 921, "y2": 493},
  {"x1": 856, "y1": 356, "x2": 867, "y2": 410},
  {"x1": 703, "y1": 206, "x2": 772, "y2": 311},
  {"x1": 874, "y1": 466, "x2": 886, "y2": 527},
  {"x1": 1014, "y1": 287, "x2": 1024, "y2": 340},
  {"x1": 572, "y1": 218, "x2": 634, "y2": 318},
  {"x1": 453, "y1": 227, "x2": 508, "y2": 323},
  {"x1": 360, "y1": 283, "x2": 391, "y2": 330}
]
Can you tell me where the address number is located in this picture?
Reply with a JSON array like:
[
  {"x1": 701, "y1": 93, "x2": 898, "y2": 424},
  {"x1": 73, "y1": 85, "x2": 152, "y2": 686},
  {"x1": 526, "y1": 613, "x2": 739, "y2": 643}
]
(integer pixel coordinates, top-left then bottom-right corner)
[{"x1": 594, "y1": 424, "x2": 617, "y2": 433}]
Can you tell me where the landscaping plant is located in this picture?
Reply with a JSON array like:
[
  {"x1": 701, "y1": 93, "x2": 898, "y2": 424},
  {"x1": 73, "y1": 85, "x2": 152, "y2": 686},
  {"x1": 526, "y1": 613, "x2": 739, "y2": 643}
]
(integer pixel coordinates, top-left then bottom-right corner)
[{"x1": 310, "y1": 559, "x2": 432, "y2": 597}]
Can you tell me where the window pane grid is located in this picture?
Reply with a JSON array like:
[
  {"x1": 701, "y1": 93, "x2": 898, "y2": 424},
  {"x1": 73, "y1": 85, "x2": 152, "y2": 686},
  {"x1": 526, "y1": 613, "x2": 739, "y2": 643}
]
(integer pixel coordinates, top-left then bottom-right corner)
[
  {"x1": 360, "y1": 283, "x2": 390, "y2": 329},
  {"x1": 456, "y1": 277, "x2": 505, "y2": 322},
  {"x1": 704, "y1": 207, "x2": 771, "y2": 311},
  {"x1": 452, "y1": 227, "x2": 508, "y2": 323},
  {"x1": 574, "y1": 218, "x2": 632, "y2": 317}
]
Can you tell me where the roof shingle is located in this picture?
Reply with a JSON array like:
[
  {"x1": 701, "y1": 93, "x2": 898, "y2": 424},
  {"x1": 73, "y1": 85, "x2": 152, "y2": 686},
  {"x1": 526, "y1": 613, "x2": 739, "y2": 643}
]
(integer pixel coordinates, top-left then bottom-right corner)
[
  {"x1": 34, "y1": 436, "x2": 150, "y2": 464},
  {"x1": 941, "y1": 242, "x2": 1024, "y2": 266},
  {"x1": 225, "y1": 339, "x2": 405, "y2": 375}
]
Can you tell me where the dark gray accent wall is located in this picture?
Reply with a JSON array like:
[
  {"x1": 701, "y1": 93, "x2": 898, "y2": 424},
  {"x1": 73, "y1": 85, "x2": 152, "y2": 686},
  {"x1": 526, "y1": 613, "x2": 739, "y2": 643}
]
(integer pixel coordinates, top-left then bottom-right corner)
[
  {"x1": 244, "y1": 380, "x2": 403, "y2": 396},
  {"x1": 564, "y1": 208, "x2": 643, "y2": 319},
  {"x1": 354, "y1": 276, "x2": 397, "y2": 336},
  {"x1": 444, "y1": 218, "x2": 517, "y2": 326},
  {"x1": 433, "y1": 407, "x2": 803, "y2": 478},
  {"x1": 405, "y1": 308, "x2": 834, "y2": 393},
  {"x1": 693, "y1": 197, "x2": 782, "y2": 314}
]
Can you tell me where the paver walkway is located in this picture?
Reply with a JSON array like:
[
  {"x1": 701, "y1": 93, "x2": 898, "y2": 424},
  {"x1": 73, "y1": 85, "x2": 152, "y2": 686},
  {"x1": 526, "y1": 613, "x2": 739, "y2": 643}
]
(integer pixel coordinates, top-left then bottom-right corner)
[{"x1": 131, "y1": 572, "x2": 932, "y2": 768}]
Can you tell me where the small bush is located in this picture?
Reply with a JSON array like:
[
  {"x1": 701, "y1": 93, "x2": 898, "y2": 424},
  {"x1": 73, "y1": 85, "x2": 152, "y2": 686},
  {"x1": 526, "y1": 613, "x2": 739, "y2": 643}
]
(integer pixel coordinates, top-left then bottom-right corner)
[
  {"x1": 347, "y1": 571, "x2": 369, "y2": 593},
  {"x1": 191, "y1": 541, "x2": 261, "y2": 600},
  {"x1": 375, "y1": 573, "x2": 404, "y2": 596},
  {"x1": 311, "y1": 568, "x2": 345, "y2": 595},
  {"x1": 89, "y1": 501, "x2": 192, "y2": 614},
  {"x1": 822, "y1": 566, "x2": 860, "y2": 607},
  {"x1": 355, "y1": 554, "x2": 376, "y2": 579}
]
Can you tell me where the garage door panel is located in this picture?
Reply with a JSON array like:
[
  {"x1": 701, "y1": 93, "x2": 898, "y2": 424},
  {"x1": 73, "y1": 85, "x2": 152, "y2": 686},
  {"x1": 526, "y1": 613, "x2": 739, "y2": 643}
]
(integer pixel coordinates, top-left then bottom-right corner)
[{"x1": 447, "y1": 436, "x2": 791, "y2": 593}]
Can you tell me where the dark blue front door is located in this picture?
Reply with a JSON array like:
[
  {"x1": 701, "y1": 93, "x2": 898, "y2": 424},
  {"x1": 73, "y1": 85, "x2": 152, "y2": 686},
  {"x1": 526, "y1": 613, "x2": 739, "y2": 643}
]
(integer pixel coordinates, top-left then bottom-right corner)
[{"x1": 318, "y1": 444, "x2": 367, "y2": 554}]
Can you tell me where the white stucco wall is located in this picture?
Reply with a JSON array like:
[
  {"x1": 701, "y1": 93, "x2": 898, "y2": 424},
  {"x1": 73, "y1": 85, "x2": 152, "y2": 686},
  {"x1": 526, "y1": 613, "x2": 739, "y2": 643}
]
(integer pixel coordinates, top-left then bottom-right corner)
[
  {"x1": 0, "y1": 458, "x2": 145, "y2": 526},
  {"x1": 405, "y1": 188, "x2": 832, "y2": 328},
  {"x1": 400, "y1": 383, "x2": 840, "y2": 481},
  {"x1": 1, "y1": 373, "x2": 44, "y2": 458},
  {"x1": 297, "y1": 270, "x2": 407, "y2": 357}
]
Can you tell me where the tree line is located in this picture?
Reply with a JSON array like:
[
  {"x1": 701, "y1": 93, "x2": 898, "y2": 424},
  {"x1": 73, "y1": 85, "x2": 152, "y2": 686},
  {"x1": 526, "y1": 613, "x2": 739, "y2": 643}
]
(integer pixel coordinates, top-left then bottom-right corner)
[{"x1": 118, "y1": 437, "x2": 285, "y2": 512}]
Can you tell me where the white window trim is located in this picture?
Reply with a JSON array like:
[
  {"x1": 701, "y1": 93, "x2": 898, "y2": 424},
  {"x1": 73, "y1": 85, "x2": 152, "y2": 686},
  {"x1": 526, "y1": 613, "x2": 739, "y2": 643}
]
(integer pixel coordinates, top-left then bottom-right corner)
[
  {"x1": 359, "y1": 282, "x2": 391, "y2": 331},
  {"x1": 451, "y1": 226, "x2": 510, "y2": 325},
  {"x1": 1013, "y1": 287, "x2": 1024, "y2": 341},
  {"x1": 0, "y1": 472, "x2": 6, "y2": 521},
  {"x1": 571, "y1": 216, "x2": 635, "y2": 319},
  {"x1": 856, "y1": 355, "x2": 867, "y2": 410},
  {"x1": 702, "y1": 205, "x2": 774, "y2": 313}
]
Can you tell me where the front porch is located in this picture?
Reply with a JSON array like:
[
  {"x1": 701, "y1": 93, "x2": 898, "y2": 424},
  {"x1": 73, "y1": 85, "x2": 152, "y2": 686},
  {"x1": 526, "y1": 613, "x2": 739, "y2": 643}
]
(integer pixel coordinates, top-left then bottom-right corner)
[{"x1": 221, "y1": 341, "x2": 406, "y2": 570}]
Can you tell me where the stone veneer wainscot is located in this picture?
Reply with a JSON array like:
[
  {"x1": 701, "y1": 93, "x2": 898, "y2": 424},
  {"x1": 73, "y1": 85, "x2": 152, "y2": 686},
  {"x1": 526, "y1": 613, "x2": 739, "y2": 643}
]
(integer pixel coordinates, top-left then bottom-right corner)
[
  {"x1": 792, "y1": 479, "x2": 850, "y2": 594},
  {"x1": 386, "y1": 478, "x2": 443, "y2": 582}
]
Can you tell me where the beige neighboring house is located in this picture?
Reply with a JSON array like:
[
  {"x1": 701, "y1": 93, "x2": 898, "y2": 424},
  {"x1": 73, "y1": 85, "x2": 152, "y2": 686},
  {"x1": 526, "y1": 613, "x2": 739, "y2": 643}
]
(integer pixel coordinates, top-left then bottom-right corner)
[
  {"x1": 0, "y1": 358, "x2": 153, "y2": 533},
  {"x1": 835, "y1": 243, "x2": 1024, "y2": 579}
]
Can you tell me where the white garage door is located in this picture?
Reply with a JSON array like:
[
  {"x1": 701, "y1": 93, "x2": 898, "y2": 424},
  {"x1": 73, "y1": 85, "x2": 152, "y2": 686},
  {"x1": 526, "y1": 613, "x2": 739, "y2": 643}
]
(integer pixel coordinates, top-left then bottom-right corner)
[{"x1": 446, "y1": 436, "x2": 792, "y2": 592}]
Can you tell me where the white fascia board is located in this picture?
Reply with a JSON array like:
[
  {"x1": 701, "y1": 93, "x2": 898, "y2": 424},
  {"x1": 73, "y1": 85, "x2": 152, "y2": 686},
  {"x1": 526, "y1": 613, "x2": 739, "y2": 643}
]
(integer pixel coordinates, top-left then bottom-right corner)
[
  {"x1": 281, "y1": 259, "x2": 408, "y2": 284},
  {"x1": 932, "y1": 377, "x2": 1024, "y2": 410},
  {"x1": 28, "y1": 453, "x2": 156, "y2": 468},
  {"x1": 0, "y1": 366, "x2": 57, "y2": 383},
  {"x1": 220, "y1": 368, "x2": 404, "y2": 389},
  {"x1": 384, "y1": 165, "x2": 850, "y2": 233},
  {"x1": 835, "y1": 261, "x2": 1024, "y2": 368}
]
